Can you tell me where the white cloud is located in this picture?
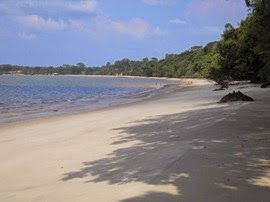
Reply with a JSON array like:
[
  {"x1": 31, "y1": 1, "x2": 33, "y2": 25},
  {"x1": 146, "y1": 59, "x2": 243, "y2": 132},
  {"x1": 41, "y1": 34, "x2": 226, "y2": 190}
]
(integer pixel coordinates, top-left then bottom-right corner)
[
  {"x1": 141, "y1": 0, "x2": 174, "y2": 6},
  {"x1": 169, "y1": 19, "x2": 187, "y2": 25},
  {"x1": 17, "y1": 15, "x2": 67, "y2": 32},
  {"x1": 0, "y1": 0, "x2": 99, "y2": 16},
  {"x1": 66, "y1": 0, "x2": 98, "y2": 13},
  {"x1": 3, "y1": 0, "x2": 164, "y2": 40},
  {"x1": 69, "y1": 20, "x2": 85, "y2": 30},
  {"x1": 18, "y1": 31, "x2": 36, "y2": 40},
  {"x1": 110, "y1": 18, "x2": 149, "y2": 38},
  {"x1": 153, "y1": 26, "x2": 169, "y2": 36}
]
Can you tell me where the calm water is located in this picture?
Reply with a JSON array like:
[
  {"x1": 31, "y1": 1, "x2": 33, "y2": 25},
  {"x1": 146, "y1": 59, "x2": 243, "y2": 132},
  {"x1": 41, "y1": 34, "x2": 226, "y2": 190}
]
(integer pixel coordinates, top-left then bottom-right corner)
[{"x1": 0, "y1": 75, "x2": 176, "y2": 124}]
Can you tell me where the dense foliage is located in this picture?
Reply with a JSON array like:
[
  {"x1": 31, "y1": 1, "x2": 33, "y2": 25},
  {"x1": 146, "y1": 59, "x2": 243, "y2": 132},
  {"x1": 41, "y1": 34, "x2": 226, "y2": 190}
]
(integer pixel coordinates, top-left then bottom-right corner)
[{"x1": 209, "y1": 0, "x2": 270, "y2": 83}]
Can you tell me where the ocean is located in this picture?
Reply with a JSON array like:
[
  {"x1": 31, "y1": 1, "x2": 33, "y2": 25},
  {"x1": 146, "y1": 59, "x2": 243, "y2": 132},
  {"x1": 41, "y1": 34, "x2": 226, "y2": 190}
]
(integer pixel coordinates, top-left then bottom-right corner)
[{"x1": 0, "y1": 75, "x2": 177, "y2": 124}]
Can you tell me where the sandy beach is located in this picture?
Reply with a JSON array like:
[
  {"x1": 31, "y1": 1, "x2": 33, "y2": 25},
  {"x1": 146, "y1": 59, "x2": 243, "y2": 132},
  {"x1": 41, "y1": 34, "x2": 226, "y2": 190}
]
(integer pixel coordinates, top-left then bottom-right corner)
[{"x1": 0, "y1": 79, "x2": 269, "y2": 202}]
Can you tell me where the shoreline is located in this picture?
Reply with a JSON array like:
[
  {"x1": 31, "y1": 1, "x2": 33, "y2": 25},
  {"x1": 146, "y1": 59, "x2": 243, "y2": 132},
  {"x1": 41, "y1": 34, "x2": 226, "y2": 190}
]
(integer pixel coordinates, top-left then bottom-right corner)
[
  {"x1": 0, "y1": 77, "x2": 197, "y2": 129},
  {"x1": 0, "y1": 83, "x2": 179, "y2": 128},
  {"x1": 0, "y1": 75, "x2": 182, "y2": 126},
  {"x1": 1, "y1": 80, "x2": 269, "y2": 201},
  {"x1": 1, "y1": 73, "x2": 209, "y2": 82},
  {"x1": 0, "y1": 76, "x2": 206, "y2": 126}
]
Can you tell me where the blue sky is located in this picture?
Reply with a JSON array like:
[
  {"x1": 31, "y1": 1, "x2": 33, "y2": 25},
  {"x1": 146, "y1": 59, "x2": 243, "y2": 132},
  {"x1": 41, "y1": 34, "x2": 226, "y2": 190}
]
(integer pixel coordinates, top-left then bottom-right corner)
[{"x1": 0, "y1": 0, "x2": 248, "y2": 67}]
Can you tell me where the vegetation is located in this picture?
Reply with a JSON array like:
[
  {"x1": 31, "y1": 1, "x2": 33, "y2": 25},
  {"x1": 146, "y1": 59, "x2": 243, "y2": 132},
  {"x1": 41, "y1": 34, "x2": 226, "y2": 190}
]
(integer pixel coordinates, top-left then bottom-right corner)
[
  {"x1": 1, "y1": 0, "x2": 269, "y2": 84},
  {"x1": 0, "y1": 42, "x2": 218, "y2": 78},
  {"x1": 209, "y1": 0, "x2": 270, "y2": 84}
]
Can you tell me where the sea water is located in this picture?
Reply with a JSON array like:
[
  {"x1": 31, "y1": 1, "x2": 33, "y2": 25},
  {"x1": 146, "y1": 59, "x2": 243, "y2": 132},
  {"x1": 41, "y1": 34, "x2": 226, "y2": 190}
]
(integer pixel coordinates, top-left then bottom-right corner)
[{"x1": 0, "y1": 75, "x2": 177, "y2": 124}]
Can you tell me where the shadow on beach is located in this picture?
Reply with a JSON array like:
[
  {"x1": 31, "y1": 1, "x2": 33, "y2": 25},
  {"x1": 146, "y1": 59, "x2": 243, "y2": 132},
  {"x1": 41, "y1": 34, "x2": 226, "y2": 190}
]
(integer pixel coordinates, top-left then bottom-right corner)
[{"x1": 61, "y1": 100, "x2": 270, "y2": 201}]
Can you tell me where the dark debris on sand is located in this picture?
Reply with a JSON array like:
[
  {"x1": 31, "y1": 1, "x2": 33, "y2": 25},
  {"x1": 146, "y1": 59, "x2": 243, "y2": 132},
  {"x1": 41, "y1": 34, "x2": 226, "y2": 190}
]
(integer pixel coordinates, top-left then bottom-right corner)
[
  {"x1": 261, "y1": 82, "x2": 270, "y2": 88},
  {"x1": 218, "y1": 91, "x2": 254, "y2": 103}
]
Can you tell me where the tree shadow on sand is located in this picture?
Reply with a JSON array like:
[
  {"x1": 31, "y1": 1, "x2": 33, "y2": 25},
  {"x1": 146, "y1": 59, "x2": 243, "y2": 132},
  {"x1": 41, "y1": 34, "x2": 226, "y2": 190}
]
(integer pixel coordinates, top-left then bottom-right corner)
[{"x1": 61, "y1": 102, "x2": 270, "y2": 201}]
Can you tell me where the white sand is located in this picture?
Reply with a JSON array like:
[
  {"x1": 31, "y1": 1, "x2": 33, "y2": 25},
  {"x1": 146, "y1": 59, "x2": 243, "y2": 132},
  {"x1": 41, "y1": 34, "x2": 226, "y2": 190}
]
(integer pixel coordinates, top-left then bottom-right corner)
[{"x1": 0, "y1": 79, "x2": 269, "y2": 202}]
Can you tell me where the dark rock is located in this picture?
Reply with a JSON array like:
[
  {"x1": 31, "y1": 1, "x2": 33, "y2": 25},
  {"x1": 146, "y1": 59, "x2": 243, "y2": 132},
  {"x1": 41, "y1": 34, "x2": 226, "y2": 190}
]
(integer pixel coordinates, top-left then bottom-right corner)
[
  {"x1": 218, "y1": 91, "x2": 254, "y2": 103},
  {"x1": 261, "y1": 82, "x2": 270, "y2": 88}
]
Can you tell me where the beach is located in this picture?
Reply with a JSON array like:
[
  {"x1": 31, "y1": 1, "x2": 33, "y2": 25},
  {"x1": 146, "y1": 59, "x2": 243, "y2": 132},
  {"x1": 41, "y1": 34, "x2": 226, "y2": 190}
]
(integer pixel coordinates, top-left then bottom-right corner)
[{"x1": 0, "y1": 79, "x2": 269, "y2": 202}]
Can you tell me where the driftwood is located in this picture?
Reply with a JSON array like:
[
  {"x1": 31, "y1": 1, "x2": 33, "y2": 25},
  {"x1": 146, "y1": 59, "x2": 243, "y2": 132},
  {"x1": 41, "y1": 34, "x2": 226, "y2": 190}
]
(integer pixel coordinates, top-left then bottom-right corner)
[{"x1": 218, "y1": 91, "x2": 254, "y2": 103}]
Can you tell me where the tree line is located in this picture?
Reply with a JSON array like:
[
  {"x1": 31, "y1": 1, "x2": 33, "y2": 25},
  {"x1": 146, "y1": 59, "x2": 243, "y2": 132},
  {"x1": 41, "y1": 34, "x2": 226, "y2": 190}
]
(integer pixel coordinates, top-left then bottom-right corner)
[
  {"x1": 0, "y1": 42, "x2": 219, "y2": 78},
  {"x1": 1, "y1": 0, "x2": 269, "y2": 84}
]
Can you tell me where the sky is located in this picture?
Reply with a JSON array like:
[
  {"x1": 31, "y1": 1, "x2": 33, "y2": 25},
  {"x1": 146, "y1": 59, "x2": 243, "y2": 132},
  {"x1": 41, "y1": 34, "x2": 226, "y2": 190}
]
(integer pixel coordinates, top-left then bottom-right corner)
[{"x1": 0, "y1": 0, "x2": 248, "y2": 67}]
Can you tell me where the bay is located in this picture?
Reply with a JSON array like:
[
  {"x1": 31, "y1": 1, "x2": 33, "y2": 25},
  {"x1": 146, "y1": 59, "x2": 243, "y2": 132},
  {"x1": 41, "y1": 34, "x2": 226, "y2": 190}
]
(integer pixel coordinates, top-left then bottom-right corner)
[{"x1": 0, "y1": 75, "x2": 177, "y2": 124}]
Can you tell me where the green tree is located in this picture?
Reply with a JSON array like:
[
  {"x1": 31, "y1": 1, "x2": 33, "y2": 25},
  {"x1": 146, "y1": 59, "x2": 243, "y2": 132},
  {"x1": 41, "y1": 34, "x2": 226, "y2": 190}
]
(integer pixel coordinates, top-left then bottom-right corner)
[{"x1": 209, "y1": 0, "x2": 270, "y2": 84}]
